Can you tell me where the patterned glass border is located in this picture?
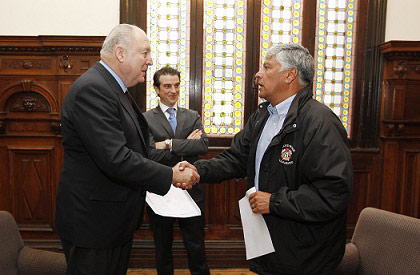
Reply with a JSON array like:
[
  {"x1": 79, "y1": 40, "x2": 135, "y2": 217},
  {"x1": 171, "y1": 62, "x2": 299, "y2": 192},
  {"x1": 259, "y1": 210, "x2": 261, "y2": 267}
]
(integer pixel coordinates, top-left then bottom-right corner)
[
  {"x1": 202, "y1": 0, "x2": 247, "y2": 136},
  {"x1": 314, "y1": 0, "x2": 357, "y2": 132},
  {"x1": 146, "y1": 0, "x2": 190, "y2": 110}
]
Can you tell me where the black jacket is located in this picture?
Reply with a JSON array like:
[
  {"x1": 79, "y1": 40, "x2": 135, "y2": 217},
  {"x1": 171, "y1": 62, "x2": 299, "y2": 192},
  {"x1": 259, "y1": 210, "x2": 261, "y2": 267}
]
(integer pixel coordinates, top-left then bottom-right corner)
[{"x1": 195, "y1": 86, "x2": 353, "y2": 274}]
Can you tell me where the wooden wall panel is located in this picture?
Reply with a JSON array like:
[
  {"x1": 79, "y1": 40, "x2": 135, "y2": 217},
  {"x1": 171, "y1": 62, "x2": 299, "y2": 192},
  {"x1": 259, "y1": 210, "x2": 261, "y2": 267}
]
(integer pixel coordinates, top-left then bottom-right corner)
[
  {"x1": 0, "y1": 36, "x2": 102, "y2": 249},
  {"x1": 8, "y1": 147, "x2": 54, "y2": 228},
  {"x1": 346, "y1": 150, "x2": 381, "y2": 237},
  {"x1": 380, "y1": 41, "x2": 420, "y2": 219}
]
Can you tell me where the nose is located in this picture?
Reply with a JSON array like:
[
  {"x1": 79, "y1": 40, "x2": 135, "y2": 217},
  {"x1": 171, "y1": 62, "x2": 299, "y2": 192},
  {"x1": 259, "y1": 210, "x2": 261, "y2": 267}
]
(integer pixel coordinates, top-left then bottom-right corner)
[
  {"x1": 170, "y1": 86, "x2": 177, "y2": 93},
  {"x1": 255, "y1": 69, "x2": 262, "y2": 79},
  {"x1": 147, "y1": 55, "x2": 153, "y2": 66}
]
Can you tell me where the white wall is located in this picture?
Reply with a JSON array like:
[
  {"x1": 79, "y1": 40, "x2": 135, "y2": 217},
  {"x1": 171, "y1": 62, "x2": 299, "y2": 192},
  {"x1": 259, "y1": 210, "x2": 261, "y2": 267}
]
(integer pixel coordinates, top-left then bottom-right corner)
[
  {"x1": 0, "y1": 0, "x2": 119, "y2": 36},
  {"x1": 1, "y1": 0, "x2": 419, "y2": 41},
  {"x1": 385, "y1": 0, "x2": 420, "y2": 41}
]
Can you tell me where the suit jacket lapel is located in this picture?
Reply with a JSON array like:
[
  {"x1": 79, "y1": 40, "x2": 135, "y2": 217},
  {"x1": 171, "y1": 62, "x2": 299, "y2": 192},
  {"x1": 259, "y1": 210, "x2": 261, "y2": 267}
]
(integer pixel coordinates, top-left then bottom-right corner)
[
  {"x1": 153, "y1": 107, "x2": 175, "y2": 138},
  {"x1": 94, "y1": 63, "x2": 149, "y2": 153},
  {"x1": 120, "y1": 92, "x2": 148, "y2": 150},
  {"x1": 175, "y1": 107, "x2": 186, "y2": 137}
]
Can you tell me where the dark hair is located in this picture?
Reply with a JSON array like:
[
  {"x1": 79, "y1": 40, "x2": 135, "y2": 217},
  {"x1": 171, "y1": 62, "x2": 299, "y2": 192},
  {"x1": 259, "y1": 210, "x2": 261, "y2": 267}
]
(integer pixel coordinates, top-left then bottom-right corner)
[{"x1": 153, "y1": 66, "x2": 181, "y2": 87}]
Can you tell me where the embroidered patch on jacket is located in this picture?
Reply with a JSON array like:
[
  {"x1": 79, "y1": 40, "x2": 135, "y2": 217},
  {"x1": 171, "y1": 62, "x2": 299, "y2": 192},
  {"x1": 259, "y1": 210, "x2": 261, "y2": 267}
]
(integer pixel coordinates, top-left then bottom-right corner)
[{"x1": 279, "y1": 144, "x2": 295, "y2": 165}]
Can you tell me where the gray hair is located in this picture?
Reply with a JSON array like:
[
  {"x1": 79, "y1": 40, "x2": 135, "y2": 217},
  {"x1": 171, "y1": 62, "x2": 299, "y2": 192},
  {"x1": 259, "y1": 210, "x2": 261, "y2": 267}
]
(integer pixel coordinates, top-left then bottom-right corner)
[
  {"x1": 266, "y1": 44, "x2": 314, "y2": 87},
  {"x1": 100, "y1": 24, "x2": 140, "y2": 58}
]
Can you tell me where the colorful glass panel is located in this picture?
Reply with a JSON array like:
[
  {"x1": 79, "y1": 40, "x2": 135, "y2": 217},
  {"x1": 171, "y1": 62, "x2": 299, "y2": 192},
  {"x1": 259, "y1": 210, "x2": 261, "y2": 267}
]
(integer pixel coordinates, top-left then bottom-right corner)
[
  {"x1": 260, "y1": 0, "x2": 304, "y2": 59},
  {"x1": 146, "y1": 0, "x2": 190, "y2": 110},
  {"x1": 314, "y1": 0, "x2": 357, "y2": 132},
  {"x1": 202, "y1": 0, "x2": 247, "y2": 136}
]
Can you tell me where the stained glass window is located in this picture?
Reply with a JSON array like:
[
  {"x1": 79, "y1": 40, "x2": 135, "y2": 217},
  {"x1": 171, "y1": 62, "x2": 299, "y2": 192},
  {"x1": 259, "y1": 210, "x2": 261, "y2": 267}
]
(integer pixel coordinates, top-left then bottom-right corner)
[
  {"x1": 314, "y1": 0, "x2": 357, "y2": 132},
  {"x1": 260, "y1": 0, "x2": 304, "y2": 60},
  {"x1": 202, "y1": 0, "x2": 247, "y2": 136},
  {"x1": 146, "y1": 0, "x2": 190, "y2": 110}
]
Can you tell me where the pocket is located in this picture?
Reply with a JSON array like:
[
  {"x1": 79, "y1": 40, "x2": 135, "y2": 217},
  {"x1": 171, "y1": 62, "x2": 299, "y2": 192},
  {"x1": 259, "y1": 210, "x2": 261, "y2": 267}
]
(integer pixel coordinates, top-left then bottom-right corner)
[{"x1": 89, "y1": 190, "x2": 128, "y2": 201}]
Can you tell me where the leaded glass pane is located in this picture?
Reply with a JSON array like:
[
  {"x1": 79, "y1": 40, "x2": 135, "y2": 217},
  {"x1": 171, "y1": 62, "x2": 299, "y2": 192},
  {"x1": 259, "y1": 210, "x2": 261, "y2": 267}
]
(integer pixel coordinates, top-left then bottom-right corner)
[
  {"x1": 260, "y1": 0, "x2": 303, "y2": 60},
  {"x1": 146, "y1": 0, "x2": 190, "y2": 110},
  {"x1": 314, "y1": 0, "x2": 357, "y2": 132},
  {"x1": 203, "y1": 0, "x2": 247, "y2": 136}
]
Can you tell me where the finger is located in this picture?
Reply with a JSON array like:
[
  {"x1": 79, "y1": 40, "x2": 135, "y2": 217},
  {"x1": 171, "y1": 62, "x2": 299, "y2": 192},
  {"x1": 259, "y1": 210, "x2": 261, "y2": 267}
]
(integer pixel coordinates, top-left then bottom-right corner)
[
  {"x1": 182, "y1": 182, "x2": 192, "y2": 190},
  {"x1": 192, "y1": 170, "x2": 200, "y2": 182},
  {"x1": 178, "y1": 161, "x2": 186, "y2": 171},
  {"x1": 185, "y1": 162, "x2": 198, "y2": 172}
]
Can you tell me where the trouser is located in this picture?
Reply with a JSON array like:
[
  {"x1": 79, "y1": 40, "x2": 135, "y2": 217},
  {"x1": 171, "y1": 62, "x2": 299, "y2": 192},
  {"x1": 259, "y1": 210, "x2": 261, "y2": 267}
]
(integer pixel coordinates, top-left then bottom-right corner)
[
  {"x1": 61, "y1": 238, "x2": 132, "y2": 275},
  {"x1": 147, "y1": 206, "x2": 210, "y2": 275}
]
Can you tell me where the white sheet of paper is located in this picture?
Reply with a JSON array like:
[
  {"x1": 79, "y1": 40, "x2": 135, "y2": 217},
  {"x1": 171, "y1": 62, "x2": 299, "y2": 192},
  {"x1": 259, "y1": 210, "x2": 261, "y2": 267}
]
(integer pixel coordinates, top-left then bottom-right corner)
[
  {"x1": 146, "y1": 185, "x2": 201, "y2": 218},
  {"x1": 239, "y1": 187, "x2": 275, "y2": 260}
]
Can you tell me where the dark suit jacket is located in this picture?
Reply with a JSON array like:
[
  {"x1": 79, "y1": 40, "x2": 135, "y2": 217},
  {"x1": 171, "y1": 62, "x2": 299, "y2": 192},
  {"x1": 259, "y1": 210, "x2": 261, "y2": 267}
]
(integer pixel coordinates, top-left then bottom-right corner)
[
  {"x1": 143, "y1": 106, "x2": 208, "y2": 205},
  {"x1": 55, "y1": 62, "x2": 172, "y2": 249}
]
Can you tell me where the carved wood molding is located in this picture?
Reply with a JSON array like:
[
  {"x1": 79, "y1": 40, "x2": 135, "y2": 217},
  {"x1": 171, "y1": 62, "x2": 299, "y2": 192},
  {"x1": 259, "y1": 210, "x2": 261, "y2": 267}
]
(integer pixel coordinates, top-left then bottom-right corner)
[
  {"x1": 393, "y1": 60, "x2": 408, "y2": 78},
  {"x1": 0, "y1": 36, "x2": 105, "y2": 54},
  {"x1": 58, "y1": 55, "x2": 74, "y2": 72},
  {"x1": 0, "y1": 119, "x2": 5, "y2": 134},
  {"x1": 50, "y1": 120, "x2": 62, "y2": 135},
  {"x1": 0, "y1": 46, "x2": 101, "y2": 53},
  {"x1": 2, "y1": 59, "x2": 51, "y2": 70},
  {"x1": 383, "y1": 51, "x2": 420, "y2": 59},
  {"x1": 393, "y1": 60, "x2": 420, "y2": 78},
  {"x1": 10, "y1": 92, "x2": 50, "y2": 112},
  {"x1": 384, "y1": 122, "x2": 405, "y2": 137},
  {"x1": 380, "y1": 41, "x2": 420, "y2": 60}
]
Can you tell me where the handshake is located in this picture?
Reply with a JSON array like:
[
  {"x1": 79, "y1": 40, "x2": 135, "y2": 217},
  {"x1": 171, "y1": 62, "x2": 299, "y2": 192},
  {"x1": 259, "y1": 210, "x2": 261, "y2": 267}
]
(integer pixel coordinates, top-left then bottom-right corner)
[{"x1": 171, "y1": 161, "x2": 200, "y2": 190}]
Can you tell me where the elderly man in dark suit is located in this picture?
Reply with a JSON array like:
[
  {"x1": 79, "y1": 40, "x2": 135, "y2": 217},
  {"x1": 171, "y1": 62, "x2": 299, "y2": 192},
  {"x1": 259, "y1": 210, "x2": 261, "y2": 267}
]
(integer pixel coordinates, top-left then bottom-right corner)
[
  {"x1": 55, "y1": 24, "x2": 199, "y2": 275},
  {"x1": 144, "y1": 67, "x2": 210, "y2": 275}
]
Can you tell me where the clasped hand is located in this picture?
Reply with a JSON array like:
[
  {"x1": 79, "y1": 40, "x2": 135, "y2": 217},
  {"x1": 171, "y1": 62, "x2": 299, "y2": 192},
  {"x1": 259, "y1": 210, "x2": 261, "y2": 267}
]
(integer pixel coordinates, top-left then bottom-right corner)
[{"x1": 172, "y1": 161, "x2": 200, "y2": 190}]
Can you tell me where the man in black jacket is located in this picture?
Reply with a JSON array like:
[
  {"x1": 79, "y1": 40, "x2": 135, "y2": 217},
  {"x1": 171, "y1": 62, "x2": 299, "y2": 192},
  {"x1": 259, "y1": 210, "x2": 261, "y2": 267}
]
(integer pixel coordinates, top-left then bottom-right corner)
[{"x1": 195, "y1": 44, "x2": 353, "y2": 274}]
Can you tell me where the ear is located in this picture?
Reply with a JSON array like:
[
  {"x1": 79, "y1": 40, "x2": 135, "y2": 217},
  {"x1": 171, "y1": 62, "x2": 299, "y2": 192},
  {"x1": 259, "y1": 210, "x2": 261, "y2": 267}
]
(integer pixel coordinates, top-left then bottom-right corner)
[
  {"x1": 114, "y1": 45, "x2": 125, "y2": 63},
  {"x1": 153, "y1": 85, "x2": 160, "y2": 96},
  {"x1": 285, "y1": 67, "x2": 298, "y2": 84}
]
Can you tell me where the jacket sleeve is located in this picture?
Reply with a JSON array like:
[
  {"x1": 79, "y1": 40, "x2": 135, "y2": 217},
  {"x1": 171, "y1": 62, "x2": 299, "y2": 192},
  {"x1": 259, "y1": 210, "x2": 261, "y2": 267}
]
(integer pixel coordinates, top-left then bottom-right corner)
[
  {"x1": 147, "y1": 131, "x2": 182, "y2": 166},
  {"x1": 269, "y1": 111, "x2": 353, "y2": 222},
  {"x1": 171, "y1": 111, "x2": 209, "y2": 156},
  {"x1": 71, "y1": 80, "x2": 172, "y2": 195},
  {"x1": 194, "y1": 113, "x2": 255, "y2": 183}
]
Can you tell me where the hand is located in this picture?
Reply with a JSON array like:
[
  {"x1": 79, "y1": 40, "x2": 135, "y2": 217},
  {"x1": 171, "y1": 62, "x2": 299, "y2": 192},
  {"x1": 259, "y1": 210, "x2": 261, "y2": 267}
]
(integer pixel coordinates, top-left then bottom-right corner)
[
  {"x1": 249, "y1": 191, "x2": 271, "y2": 214},
  {"x1": 178, "y1": 161, "x2": 198, "y2": 173},
  {"x1": 155, "y1": 141, "x2": 166, "y2": 149},
  {"x1": 172, "y1": 161, "x2": 200, "y2": 190},
  {"x1": 187, "y1": 129, "x2": 202, "y2": 140}
]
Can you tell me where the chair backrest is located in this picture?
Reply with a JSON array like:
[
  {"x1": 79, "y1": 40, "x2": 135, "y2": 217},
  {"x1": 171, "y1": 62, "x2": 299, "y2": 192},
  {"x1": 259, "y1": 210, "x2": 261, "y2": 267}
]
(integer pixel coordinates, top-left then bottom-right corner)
[
  {"x1": 352, "y1": 207, "x2": 420, "y2": 275},
  {"x1": 0, "y1": 211, "x2": 24, "y2": 274}
]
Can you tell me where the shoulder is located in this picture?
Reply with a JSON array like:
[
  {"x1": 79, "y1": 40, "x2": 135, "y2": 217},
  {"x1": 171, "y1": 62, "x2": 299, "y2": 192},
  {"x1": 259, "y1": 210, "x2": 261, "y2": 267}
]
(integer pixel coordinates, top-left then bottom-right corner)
[
  {"x1": 299, "y1": 99, "x2": 347, "y2": 136},
  {"x1": 178, "y1": 107, "x2": 200, "y2": 117},
  {"x1": 143, "y1": 107, "x2": 159, "y2": 120}
]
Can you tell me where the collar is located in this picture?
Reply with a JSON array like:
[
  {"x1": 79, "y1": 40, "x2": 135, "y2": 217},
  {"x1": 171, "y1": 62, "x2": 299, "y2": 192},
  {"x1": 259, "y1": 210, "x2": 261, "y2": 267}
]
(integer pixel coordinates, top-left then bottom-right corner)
[
  {"x1": 99, "y1": 60, "x2": 127, "y2": 93},
  {"x1": 268, "y1": 94, "x2": 296, "y2": 117},
  {"x1": 159, "y1": 102, "x2": 177, "y2": 114}
]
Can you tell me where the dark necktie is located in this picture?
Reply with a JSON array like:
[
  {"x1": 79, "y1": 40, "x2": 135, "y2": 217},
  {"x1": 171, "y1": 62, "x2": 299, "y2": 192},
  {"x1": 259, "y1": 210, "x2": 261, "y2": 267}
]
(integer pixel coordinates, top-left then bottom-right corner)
[
  {"x1": 167, "y1": 108, "x2": 177, "y2": 134},
  {"x1": 125, "y1": 91, "x2": 133, "y2": 106}
]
